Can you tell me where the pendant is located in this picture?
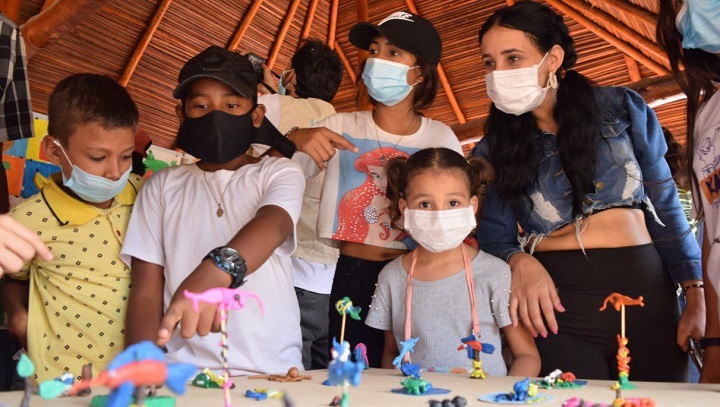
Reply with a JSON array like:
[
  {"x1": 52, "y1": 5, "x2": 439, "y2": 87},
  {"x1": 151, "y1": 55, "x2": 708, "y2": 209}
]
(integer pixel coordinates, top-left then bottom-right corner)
[{"x1": 217, "y1": 204, "x2": 224, "y2": 218}]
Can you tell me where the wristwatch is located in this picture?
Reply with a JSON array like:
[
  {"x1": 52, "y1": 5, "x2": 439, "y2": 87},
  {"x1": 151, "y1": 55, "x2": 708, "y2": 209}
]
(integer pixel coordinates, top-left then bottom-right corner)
[{"x1": 204, "y1": 246, "x2": 247, "y2": 288}]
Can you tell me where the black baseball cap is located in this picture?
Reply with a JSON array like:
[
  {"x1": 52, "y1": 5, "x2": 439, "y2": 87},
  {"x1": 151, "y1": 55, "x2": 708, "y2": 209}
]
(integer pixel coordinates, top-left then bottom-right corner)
[
  {"x1": 349, "y1": 11, "x2": 442, "y2": 66},
  {"x1": 173, "y1": 45, "x2": 257, "y2": 100}
]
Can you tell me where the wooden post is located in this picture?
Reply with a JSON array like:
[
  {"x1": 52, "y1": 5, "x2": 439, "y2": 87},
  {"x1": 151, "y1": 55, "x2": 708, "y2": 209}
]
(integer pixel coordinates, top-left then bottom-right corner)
[
  {"x1": 328, "y1": 0, "x2": 339, "y2": 49},
  {"x1": 267, "y1": 0, "x2": 302, "y2": 70},
  {"x1": 334, "y1": 40, "x2": 356, "y2": 85},
  {"x1": 40, "y1": 0, "x2": 58, "y2": 13},
  {"x1": 356, "y1": 0, "x2": 368, "y2": 60},
  {"x1": 300, "y1": 0, "x2": 320, "y2": 40},
  {"x1": 119, "y1": 0, "x2": 174, "y2": 87},
  {"x1": 543, "y1": 0, "x2": 668, "y2": 75},
  {"x1": 0, "y1": 0, "x2": 20, "y2": 22},
  {"x1": 227, "y1": 0, "x2": 264, "y2": 51},
  {"x1": 404, "y1": 0, "x2": 466, "y2": 124},
  {"x1": 20, "y1": 0, "x2": 114, "y2": 59},
  {"x1": 624, "y1": 55, "x2": 642, "y2": 82}
]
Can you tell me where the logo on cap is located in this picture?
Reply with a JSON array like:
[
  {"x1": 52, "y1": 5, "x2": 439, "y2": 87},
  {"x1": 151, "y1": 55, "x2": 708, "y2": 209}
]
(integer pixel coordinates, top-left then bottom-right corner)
[{"x1": 379, "y1": 11, "x2": 414, "y2": 26}]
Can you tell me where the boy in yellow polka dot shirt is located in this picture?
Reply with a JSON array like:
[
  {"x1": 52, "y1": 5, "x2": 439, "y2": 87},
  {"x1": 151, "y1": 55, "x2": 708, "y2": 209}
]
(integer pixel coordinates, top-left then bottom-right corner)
[{"x1": 1, "y1": 74, "x2": 143, "y2": 383}]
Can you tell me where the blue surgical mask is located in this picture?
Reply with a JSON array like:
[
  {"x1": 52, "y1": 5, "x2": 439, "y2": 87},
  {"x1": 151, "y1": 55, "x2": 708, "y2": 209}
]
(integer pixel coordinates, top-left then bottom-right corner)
[
  {"x1": 362, "y1": 58, "x2": 419, "y2": 106},
  {"x1": 53, "y1": 139, "x2": 131, "y2": 203},
  {"x1": 675, "y1": 0, "x2": 720, "y2": 54},
  {"x1": 278, "y1": 69, "x2": 295, "y2": 96}
]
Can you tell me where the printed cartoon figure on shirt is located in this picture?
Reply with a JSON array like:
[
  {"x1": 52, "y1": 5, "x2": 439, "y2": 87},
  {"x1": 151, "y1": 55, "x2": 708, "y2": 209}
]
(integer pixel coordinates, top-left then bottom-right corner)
[
  {"x1": 333, "y1": 139, "x2": 413, "y2": 247},
  {"x1": 697, "y1": 127, "x2": 720, "y2": 208}
]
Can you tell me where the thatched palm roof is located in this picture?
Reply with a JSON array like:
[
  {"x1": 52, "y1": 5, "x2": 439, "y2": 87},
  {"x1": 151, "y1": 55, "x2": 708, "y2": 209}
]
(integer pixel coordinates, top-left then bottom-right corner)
[{"x1": 14, "y1": 0, "x2": 686, "y2": 152}]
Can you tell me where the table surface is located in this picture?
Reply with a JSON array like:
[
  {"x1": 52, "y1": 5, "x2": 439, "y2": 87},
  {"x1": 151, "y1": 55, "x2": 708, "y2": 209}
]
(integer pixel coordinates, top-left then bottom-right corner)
[{"x1": 1, "y1": 368, "x2": 719, "y2": 407}]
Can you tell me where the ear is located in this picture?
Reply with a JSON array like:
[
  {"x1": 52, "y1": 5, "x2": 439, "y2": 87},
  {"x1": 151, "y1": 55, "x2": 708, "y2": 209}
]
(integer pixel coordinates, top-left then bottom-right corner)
[
  {"x1": 547, "y1": 44, "x2": 565, "y2": 73},
  {"x1": 399, "y1": 197, "x2": 407, "y2": 214},
  {"x1": 175, "y1": 104, "x2": 184, "y2": 124},
  {"x1": 470, "y1": 195, "x2": 480, "y2": 215},
  {"x1": 42, "y1": 136, "x2": 63, "y2": 166},
  {"x1": 252, "y1": 104, "x2": 266, "y2": 128}
]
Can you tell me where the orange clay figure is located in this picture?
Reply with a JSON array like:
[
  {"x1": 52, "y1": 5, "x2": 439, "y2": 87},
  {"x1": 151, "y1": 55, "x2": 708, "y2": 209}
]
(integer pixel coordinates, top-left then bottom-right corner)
[
  {"x1": 249, "y1": 367, "x2": 313, "y2": 382},
  {"x1": 600, "y1": 293, "x2": 644, "y2": 390}
]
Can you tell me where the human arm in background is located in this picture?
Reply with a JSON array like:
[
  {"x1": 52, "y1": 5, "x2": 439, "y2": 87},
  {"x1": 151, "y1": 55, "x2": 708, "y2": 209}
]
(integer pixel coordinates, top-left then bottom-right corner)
[
  {"x1": 381, "y1": 330, "x2": 399, "y2": 369},
  {"x1": 125, "y1": 258, "x2": 165, "y2": 346},
  {"x1": 501, "y1": 324, "x2": 541, "y2": 377},
  {"x1": 1, "y1": 277, "x2": 29, "y2": 349},
  {"x1": 0, "y1": 215, "x2": 52, "y2": 276},
  {"x1": 700, "y1": 226, "x2": 720, "y2": 383}
]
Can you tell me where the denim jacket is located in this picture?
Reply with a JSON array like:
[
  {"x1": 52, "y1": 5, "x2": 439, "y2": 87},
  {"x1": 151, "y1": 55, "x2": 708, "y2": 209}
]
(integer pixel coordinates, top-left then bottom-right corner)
[{"x1": 471, "y1": 86, "x2": 701, "y2": 284}]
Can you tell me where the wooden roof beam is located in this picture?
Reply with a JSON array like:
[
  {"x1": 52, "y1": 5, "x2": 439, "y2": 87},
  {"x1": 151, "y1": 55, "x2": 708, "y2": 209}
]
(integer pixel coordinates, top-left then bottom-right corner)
[
  {"x1": 356, "y1": 0, "x2": 368, "y2": 61},
  {"x1": 0, "y1": 0, "x2": 20, "y2": 22},
  {"x1": 227, "y1": 0, "x2": 264, "y2": 51},
  {"x1": 267, "y1": 0, "x2": 302, "y2": 69},
  {"x1": 118, "y1": 0, "x2": 173, "y2": 87},
  {"x1": 20, "y1": 0, "x2": 114, "y2": 60},
  {"x1": 300, "y1": 0, "x2": 320, "y2": 40},
  {"x1": 40, "y1": 0, "x2": 58, "y2": 12},
  {"x1": 404, "y1": 0, "x2": 466, "y2": 124},
  {"x1": 558, "y1": 0, "x2": 668, "y2": 64},
  {"x1": 334, "y1": 39, "x2": 356, "y2": 85},
  {"x1": 328, "y1": 0, "x2": 339, "y2": 49},
  {"x1": 544, "y1": 0, "x2": 669, "y2": 75},
  {"x1": 592, "y1": 0, "x2": 657, "y2": 27},
  {"x1": 452, "y1": 73, "x2": 685, "y2": 144},
  {"x1": 624, "y1": 54, "x2": 641, "y2": 82}
]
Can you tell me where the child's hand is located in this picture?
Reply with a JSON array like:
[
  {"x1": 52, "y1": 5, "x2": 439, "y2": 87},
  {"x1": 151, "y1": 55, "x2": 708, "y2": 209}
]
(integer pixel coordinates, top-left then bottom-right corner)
[
  {"x1": 288, "y1": 127, "x2": 358, "y2": 170},
  {"x1": 156, "y1": 259, "x2": 232, "y2": 346},
  {"x1": 0, "y1": 215, "x2": 52, "y2": 276}
]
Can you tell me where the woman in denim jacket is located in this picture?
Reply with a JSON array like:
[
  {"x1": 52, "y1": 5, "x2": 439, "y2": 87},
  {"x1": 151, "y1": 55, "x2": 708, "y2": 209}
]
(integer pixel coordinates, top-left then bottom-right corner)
[{"x1": 471, "y1": 1, "x2": 704, "y2": 381}]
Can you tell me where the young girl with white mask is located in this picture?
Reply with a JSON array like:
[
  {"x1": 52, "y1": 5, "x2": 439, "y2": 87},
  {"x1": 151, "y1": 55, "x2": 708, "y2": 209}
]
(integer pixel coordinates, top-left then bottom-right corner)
[
  {"x1": 365, "y1": 148, "x2": 539, "y2": 376},
  {"x1": 282, "y1": 12, "x2": 462, "y2": 367},
  {"x1": 470, "y1": 1, "x2": 704, "y2": 381}
]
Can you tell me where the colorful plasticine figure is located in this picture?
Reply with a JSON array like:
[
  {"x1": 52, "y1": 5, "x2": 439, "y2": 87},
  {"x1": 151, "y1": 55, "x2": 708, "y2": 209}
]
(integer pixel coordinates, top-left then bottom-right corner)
[
  {"x1": 392, "y1": 337, "x2": 420, "y2": 369},
  {"x1": 562, "y1": 396, "x2": 656, "y2": 407},
  {"x1": 67, "y1": 359, "x2": 196, "y2": 407},
  {"x1": 183, "y1": 287, "x2": 264, "y2": 407},
  {"x1": 191, "y1": 368, "x2": 235, "y2": 389},
  {"x1": 400, "y1": 377, "x2": 433, "y2": 395},
  {"x1": 493, "y1": 377, "x2": 538, "y2": 402},
  {"x1": 336, "y1": 296, "x2": 362, "y2": 321},
  {"x1": 400, "y1": 362, "x2": 421, "y2": 378},
  {"x1": 535, "y1": 369, "x2": 585, "y2": 389},
  {"x1": 16, "y1": 353, "x2": 34, "y2": 407},
  {"x1": 327, "y1": 338, "x2": 364, "y2": 407},
  {"x1": 428, "y1": 396, "x2": 467, "y2": 407},
  {"x1": 245, "y1": 388, "x2": 283, "y2": 400},
  {"x1": 600, "y1": 293, "x2": 644, "y2": 390},
  {"x1": 353, "y1": 343, "x2": 369, "y2": 369},
  {"x1": 457, "y1": 334, "x2": 495, "y2": 379}
]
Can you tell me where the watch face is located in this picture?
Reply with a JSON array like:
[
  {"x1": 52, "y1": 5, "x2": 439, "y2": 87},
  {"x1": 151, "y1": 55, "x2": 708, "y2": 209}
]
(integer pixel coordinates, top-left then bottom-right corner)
[{"x1": 219, "y1": 247, "x2": 242, "y2": 263}]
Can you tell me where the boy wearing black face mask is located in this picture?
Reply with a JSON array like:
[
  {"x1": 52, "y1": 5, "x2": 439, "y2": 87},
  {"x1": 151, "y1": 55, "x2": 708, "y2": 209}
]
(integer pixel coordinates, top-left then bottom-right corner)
[{"x1": 121, "y1": 46, "x2": 306, "y2": 375}]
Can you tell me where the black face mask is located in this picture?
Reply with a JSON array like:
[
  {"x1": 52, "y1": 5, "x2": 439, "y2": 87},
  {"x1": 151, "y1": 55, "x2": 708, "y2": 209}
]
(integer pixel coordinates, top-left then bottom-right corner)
[{"x1": 176, "y1": 108, "x2": 296, "y2": 164}]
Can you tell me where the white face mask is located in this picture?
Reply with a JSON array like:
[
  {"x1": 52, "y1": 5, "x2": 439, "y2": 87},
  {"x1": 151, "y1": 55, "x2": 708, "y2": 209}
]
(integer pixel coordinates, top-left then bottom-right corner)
[
  {"x1": 485, "y1": 52, "x2": 551, "y2": 115},
  {"x1": 403, "y1": 205, "x2": 476, "y2": 253}
]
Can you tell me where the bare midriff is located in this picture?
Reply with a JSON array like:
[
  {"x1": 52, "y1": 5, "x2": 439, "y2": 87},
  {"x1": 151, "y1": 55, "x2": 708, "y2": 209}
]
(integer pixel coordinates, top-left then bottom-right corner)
[
  {"x1": 533, "y1": 208, "x2": 652, "y2": 252},
  {"x1": 340, "y1": 241, "x2": 409, "y2": 261}
]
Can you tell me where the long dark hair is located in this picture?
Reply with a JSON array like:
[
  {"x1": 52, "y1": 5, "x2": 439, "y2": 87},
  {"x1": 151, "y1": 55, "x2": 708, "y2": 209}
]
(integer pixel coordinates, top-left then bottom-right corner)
[
  {"x1": 657, "y1": 0, "x2": 720, "y2": 219},
  {"x1": 385, "y1": 148, "x2": 494, "y2": 228},
  {"x1": 478, "y1": 1, "x2": 600, "y2": 218}
]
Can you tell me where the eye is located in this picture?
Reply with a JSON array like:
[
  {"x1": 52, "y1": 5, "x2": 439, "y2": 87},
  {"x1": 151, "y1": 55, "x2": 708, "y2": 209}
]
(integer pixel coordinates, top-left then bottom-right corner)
[
  {"x1": 418, "y1": 201, "x2": 431, "y2": 209},
  {"x1": 368, "y1": 48, "x2": 379, "y2": 55},
  {"x1": 90, "y1": 156, "x2": 104, "y2": 162},
  {"x1": 193, "y1": 103, "x2": 208, "y2": 109},
  {"x1": 122, "y1": 154, "x2": 133, "y2": 160},
  {"x1": 226, "y1": 103, "x2": 239, "y2": 108},
  {"x1": 390, "y1": 50, "x2": 400, "y2": 57},
  {"x1": 508, "y1": 55, "x2": 520, "y2": 64},
  {"x1": 449, "y1": 200, "x2": 461, "y2": 207},
  {"x1": 482, "y1": 59, "x2": 495, "y2": 69}
]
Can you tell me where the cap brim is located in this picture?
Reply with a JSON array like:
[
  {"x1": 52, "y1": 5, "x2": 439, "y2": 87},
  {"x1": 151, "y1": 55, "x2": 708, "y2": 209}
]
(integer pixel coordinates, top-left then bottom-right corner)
[
  {"x1": 349, "y1": 22, "x2": 386, "y2": 51},
  {"x1": 173, "y1": 73, "x2": 255, "y2": 100}
]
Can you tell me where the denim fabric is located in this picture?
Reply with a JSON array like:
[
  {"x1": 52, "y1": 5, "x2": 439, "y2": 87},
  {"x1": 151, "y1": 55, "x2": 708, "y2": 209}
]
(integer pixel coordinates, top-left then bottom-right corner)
[{"x1": 471, "y1": 86, "x2": 701, "y2": 284}]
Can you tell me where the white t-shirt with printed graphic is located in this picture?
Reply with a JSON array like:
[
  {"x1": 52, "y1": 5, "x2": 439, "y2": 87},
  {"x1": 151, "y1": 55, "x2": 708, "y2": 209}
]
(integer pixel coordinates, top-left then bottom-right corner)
[
  {"x1": 692, "y1": 89, "x2": 720, "y2": 320},
  {"x1": 293, "y1": 110, "x2": 462, "y2": 250}
]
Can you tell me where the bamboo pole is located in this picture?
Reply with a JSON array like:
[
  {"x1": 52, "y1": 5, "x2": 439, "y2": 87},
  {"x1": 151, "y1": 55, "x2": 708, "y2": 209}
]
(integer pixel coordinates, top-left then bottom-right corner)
[
  {"x1": 543, "y1": 0, "x2": 669, "y2": 75},
  {"x1": 334, "y1": 39, "x2": 356, "y2": 85},
  {"x1": 0, "y1": 0, "x2": 20, "y2": 22},
  {"x1": 452, "y1": 72, "x2": 685, "y2": 143},
  {"x1": 594, "y1": 0, "x2": 657, "y2": 27},
  {"x1": 119, "y1": 0, "x2": 174, "y2": 87},
  {"x1": 505, "y1": 0, "x2": 515, "y2": 6},
  {"x1": 328, "y1": 0, "x2": 338, "y2": 49},
  {"x1": 40, "y1": 0, "x2": 58, "y2": 13},
  {"x1": 267, "y1": 0, "x2": 302, "y2": 70},
  {"x1": 20, "y1": 0, "x2": 114, "y2": 60},
  {"x1": 404, "y1": 0, "x2": 466, "y2": 124},
  {"x1": 559, "y1": 0, "x2": 668, "y2": 65},
  {"x1": 300, "y1": 0, "x2": 320, "y2": 40},
  {"x1": 227, "y1": 0, "x2": 264, "y2": 51},
  {"x1": 624, "y1": 55, "x2": 641, "y2": 82}
]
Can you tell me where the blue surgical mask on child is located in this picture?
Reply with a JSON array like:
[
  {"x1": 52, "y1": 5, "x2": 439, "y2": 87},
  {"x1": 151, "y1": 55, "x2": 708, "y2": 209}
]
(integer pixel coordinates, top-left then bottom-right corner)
[
  {"x1": 675, "y1": 0, "x2": 720, "y2": 54},
  {"x1": 278, "y1": 69, "x2": 294, "y2": 96},
  {"x1": 362, "y1": 58, "x2": 419, "y2": 106},
  {"x1": 53, "y1": 139, "x2": 131, "y2": 203}
]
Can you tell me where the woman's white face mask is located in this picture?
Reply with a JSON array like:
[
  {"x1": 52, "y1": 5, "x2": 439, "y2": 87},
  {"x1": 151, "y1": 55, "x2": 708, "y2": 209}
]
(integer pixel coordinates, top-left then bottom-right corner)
[{"x1": 485, "y1": 52, "x2": 551, "y2": 116}]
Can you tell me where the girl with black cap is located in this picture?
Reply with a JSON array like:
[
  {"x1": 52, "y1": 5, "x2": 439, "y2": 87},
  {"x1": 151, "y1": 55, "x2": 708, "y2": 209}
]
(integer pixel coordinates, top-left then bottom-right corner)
[{"x1": 286, "y1": 11, "x2": 462, "y2": 367}]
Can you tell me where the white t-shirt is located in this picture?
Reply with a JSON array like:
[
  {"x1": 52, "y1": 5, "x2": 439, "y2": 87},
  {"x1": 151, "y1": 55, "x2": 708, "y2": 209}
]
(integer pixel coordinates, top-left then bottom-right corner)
[
  {"x1": 692, "y1": 89, "x2": 720, "y2": 319},
  {"x1": 293, "y1": 111, "x2": 462, "y2": 250},
  {"x1": 120, "y1": 157, "x2": 305, "y2": 375}
]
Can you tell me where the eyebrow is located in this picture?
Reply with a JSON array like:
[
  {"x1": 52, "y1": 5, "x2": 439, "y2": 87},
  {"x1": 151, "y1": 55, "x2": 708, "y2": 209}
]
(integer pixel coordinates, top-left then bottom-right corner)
[
  {"x1": 186, "y1": 91, "x2": 241, "y2": 99},
  {"x1": 481, "y1": 48, "x2": 525, "y2": 58}
]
